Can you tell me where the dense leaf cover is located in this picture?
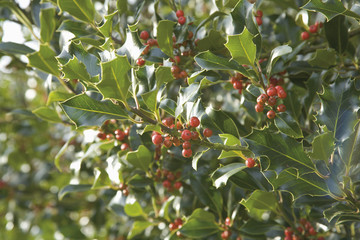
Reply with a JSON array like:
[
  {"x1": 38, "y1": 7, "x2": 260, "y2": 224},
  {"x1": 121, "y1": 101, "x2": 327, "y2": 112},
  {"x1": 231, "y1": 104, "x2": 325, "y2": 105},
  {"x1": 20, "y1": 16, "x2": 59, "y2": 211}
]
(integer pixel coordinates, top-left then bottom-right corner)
[{"x1": 0, "y1": 0, "x2": 360, "y2": 239}]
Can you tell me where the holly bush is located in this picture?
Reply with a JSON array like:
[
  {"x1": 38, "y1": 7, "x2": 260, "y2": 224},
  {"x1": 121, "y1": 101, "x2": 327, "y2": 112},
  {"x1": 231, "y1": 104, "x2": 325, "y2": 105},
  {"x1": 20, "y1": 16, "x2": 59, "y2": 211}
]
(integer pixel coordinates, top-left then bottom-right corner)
[{"x1": 0, "y1": 0, "x2": 360, "y2": 239}]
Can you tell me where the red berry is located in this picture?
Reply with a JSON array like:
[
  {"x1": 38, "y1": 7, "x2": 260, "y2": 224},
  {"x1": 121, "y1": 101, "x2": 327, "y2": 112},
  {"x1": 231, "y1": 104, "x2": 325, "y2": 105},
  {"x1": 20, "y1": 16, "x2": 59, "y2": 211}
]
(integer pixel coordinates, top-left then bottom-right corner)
[
  {"x1": 140, "y1": 30, "x2": 149, "y2": 40},
  {"x1": 191, "y1": 131, "x2": 199, "y2": 140},
  {"x1": 266, "y1": 87, "x2": 277, "y2": 96},
  {"x1": 275, "y1": 85, "x2": 284, "y2": 92},
  {"x1": 278, "y1": 90, "x2": 287, "y2": 99},
  {"x1": 119, "y1": 183, "x2": 127, "y2": 190},
  {"x1": 174, "y1": 55, "x2": 181, "y2": 64},
  {"x1": 189, "y1": 116, "x2": 200, "y2": 128},
  {"x1": 176, "y1": 10, "x2": 184, "y2": 18},
  {"x1": 178, "y1": 16, "x2": 186, "y2": 25},
  {"x1": 162, "y1": 117, "x2": 174, "y2": 127},
  {"x1": 176, "y1": 121, "x2": 183, "y2": 130},
  {"x1": 152, "y1": 134, "x2": 163, "y2": 145},
  {"x1": 147, "y1": 38, "x2": 157, "y2": 46},
  {"x1": 257, "y1": 94, "x2": 268, "y2": 104},
  {"x1": 163, "y1": 180, "x2": 171, "y2": 188},
  {"x1": 203, "y1": 128, "x2": 213, "y2": 138},
  {"x1": 106, "y1": 134, "x2": 113, "y2": 140},
  {"x1": 317, "y1": 237, "x2": 325, "y2": 240},
  {"x1": 171, "y1": 65, "x2": 180, "y2": 74},
  {"x1": 309, "y1": 24, "x2": 318, "y2": 33},
  {"x1": 284, "y1": 237, "x2": 292, "y2": 240},
  {"x1": 225, "y1": 217, "x2": 231, "y2": 226},
  {"x1": 97, "y1": 132, "x2": 106, "y2": 140},
  {"x1": 255, "y1": 104, "x2": 264, "y2": 112},
  {"x1": 246, "y1": 158, "x2": 256, "y2": 168},
  {"x1": 297, "y1": 226, "x2": 303, "y2": 233},
  {"x1": 182, "y1": 148, "x2": 192, "y2": 158},
  {"x1": 285, "y1": 227, "x2": 293, "y2": 237},
  {"x1": 122, "y1": 189, "x2": 129, "y2": 196},
  {"x1": 136, "y1": 58, "x2": 145, "y2": 66},
  {"x1": 169, "y1": 223, "x2": 177, "y2": 231},
  {"x1": 230, "y1": 76, "x2": 238, "y2": 84},
  {"x1": 163, "y1": 139, "x2": 173, "y2": 148},
  {"x1": 167, "y1": 172, "x2": 175, "y2": 181},
  {"x1": 173, "y1": 137, "x2": 181, "y2": 146},
  {"x1": 267, "y1": 110, "x2": 276, "y2": 119},
  {"x1": 221, "y1": 230, "x2": 231, "y2": 239},
  {"x1": 174, "y1": 181, "x2": 182, "y2": 190},
  {"x1": 233, "y1": 80, "x2": 242, "y2": 90},
  {"x1": 114, "y1": 129, "x2": 125, "y2": 141},
  {"x1": 235, "y1": 72, "x2": 243, "y2": 79},
  {"x1": 256, "y1": 10, "x2": 263, "y2": 17},
  {"x1": 121, "y1": 143, "x2": 129, "y2": 151},
  {"x1": 277, "y1": 104, "x2": 286, "y2": 112},
  {"x1": 182, "y1": 141, "x2": 191, "y2": 149},
  {"x1": 124, "y1": 128, "x2": 130, "y2": 136},
  {"x1": 309, "y1": 227, "x2": 317, "y2": 236},
  {"x1": 174, "y1": 218, "x2": 183, "y2": 226},
  {"x1": 142, "y1": 45, "x2": 150, "y2": 55},
  {"x1": 188, "y1": 31, "x2": 194, "y2": 39},
  {"x1": 180, "y1": 70, "x2": 187, "y2": 78},
  {"x1": 292, "y1": 235, "x2": 300, "y2": 240},
  {"x1": 267, "y1": 96, "x2": 277, "y2": 106},
  {"x1": 301, "y1": 31, "x2": 310, "y2": 40},
  {"x1": 256, "y1": 16, "x2": 263, "y2": 26},
  {"x1": 181, "y1": 130, "x2": 192, "y2": 141}
]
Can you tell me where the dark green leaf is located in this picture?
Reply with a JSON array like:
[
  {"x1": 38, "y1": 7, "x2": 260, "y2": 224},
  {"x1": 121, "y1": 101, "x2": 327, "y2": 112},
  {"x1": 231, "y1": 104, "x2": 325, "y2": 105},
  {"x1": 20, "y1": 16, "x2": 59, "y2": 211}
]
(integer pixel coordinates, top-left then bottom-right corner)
[
  {"x1": 0, "y1": 42, "x2": 35, "y2": 55},
  {"x1": 317, "y1": 78, "x2": 360, "y2": 141},
  {"x1": 194, "y1": 51, "x2": 249, "y2": 77},
  {"x1": 60, "y1": 94, "x2": 128, "y2": 127},
  {"x1": 309, "y1": 131, "x2": 335, "y2": 162},
  {"x1": 159, "y1": 98, "x2": 177, "y2": 116},
  {"x1": 338, "y1": 122, "x2": 360, "y2": 170},
  {"x1": 60, "y1": 56, "x2": 97, "y2": 84},
  {"x1": 301, "y1": 0, "x2": 346, "y2": 20},
  {"x1": 266, "y1": 45, "x2": 292, "y2": 76},
  {"x1": 58, "y1": 0, "x2": 95, "y2": 23},
  {"x1": 324, "y1": 15, "x2": 348, "y2": 53},
  {"x1": 192, "y1": 148, "x2": 209, "y2": 171},
  {"x1": 241, "y1": 190, "x2": 278, "y2": 212},
  {"x1": 245, "y1": 128, "x2": 315, "y2": 175},
  {"x1": 324, "y1": 203, "x2": 358, "y2": 222},
  {"x1": 125, "y1": 145, "x2": 152, "y2": 171},
  {"x1": 195, "y1": 30, "x2": 227, "y2": 53},
  {"x1": 57, "y1": 20, "x2": 97, "y2": 37},
  {"x1": 274, "y1": 112, "x2": 303, "y2": 138},
  {"x1": 309, "y1": 49, "x2": 337, "y2": 68},
  {"x1": 240, "y1": 219, "x2": 281, "y2": 236}
]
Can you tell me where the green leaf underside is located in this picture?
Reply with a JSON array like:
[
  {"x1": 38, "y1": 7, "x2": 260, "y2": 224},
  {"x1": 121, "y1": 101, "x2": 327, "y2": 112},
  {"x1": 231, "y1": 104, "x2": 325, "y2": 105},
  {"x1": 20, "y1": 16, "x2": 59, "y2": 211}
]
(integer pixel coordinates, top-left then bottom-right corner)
[
  {"x1": 60, "y1": 94, "x2": 128, "y2": 127},
  {"x1": 0, "y1": 42, "x2": 35, "y2": 55},
  {"x1": 245, "y1": 128, "x2": 315, "y2": 175},
  {"x1": 301, "y1": 0, "x2": 346, "y2": 20},
  {"x1": 266, "y1": 45, "x2": 292, "y2": 76},
  {"x1": 40, "y1": 7, "x2": 56, "y2": 43},
  {"x1": 58, "y1": 184, "x2": 92, "y2": 200},
  {"x1": 212, "y1": 163, "x2": 247, "y2": 188},
  {"x1": 97, "y1": 55, "x2": 131, "y2": 103},
  {"x1": 225, "y1": 28, "x2": 256, "y2": 66}
]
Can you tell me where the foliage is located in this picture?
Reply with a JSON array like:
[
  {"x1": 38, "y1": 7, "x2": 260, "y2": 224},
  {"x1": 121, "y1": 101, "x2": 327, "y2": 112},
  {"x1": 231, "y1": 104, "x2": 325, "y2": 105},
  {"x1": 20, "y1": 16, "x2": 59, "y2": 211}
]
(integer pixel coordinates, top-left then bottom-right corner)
[{"x1": 1, "y1": 0, "x2": 360, "y2": 239}]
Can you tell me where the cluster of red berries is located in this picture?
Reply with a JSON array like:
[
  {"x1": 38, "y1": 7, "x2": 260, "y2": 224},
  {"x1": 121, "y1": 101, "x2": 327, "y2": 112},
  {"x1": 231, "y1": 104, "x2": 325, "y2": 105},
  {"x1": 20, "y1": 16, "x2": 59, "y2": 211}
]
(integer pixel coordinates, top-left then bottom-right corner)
[
  {"x1": 176, "y1": 9, "x2": 186, "y2": 25},
  {"x1": 155, "y1": 169, "x2": 182, "y2": 192},
  {"x1": 255, "y1": 80, "x2": 287, "y2": 119},
  {"x1": 119, "y1": 182, "x2": 129, "y2": 196},
  {"x1": 301, "y1": 22, "x2": 323, "y2": 40},
  {"x1": 230, "y1": 72, "x2": 250, "y2": 94},
  {"x1": 284, "y1": 219, "x2": 325, "y2": 240},
  {"x1": 151, "y1": 116, "x2": 213, "y2": 158},
  {"x1": 169, "y1": 218, "x2": 183, "y2": 237},
  {"x1": 137, "y1": 30, "x2": 159, "y2": 66},
  {"x1": 221, "y1": 217, "x2": 232, "y2": 239},
  {"x1": 97, "y1": 120, "x2": 130, "y2": 151},
  {"x1": 254, "y1": 10, "x2": 263, "y2": 26},
  {"x1": 171, "y1": 64, "x2": 188, "y2": 80}
]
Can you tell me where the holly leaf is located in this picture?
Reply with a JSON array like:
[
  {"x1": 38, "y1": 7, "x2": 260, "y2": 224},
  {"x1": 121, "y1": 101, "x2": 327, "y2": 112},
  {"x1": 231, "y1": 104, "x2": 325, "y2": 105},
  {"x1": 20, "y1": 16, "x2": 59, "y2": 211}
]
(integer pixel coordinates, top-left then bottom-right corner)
[
  {"x1": 241, "y1": 190, "x2": 278, "y2": 213},
  {"x1": 309, "y1": 49, "x2": 337, "y2": 68},
  {"x1": 301, "y1": 0, "x2": 346, "y2": 20},
  {"x1": 58, "y1": 184, "x2": 92, "y2": 200},
  {"x1": 27, "y1": 44, "x2": 59, "y2": 76},
  {"x1": 60, "y1": 56, "x2": 97, "y2": 84},
  {"x1": 58, "y1": 0, "x2": 95, "y2": 23},
  {"x1": 124, "y1": 200, "x2": 145, "y2": 217},
  {"x1": 117, "y1": 29, "x2": 144, "y2": 62},
  {"x1": 211, "y1": 163, "x2": 247, "y2": 188},
  {"x1": 98, "y1": 11, "x2": 117, "y2": 38},
  {"x1": 317, "y1": 78, "x2": 360, "y2": 142},
  {"x1": 274, "y1": 112, "x2": 303, "y2": 138},
  {"x1": 57, "y1": 20, "x2": 97, "y2": 37},
  {"x1": 179, "y1": 209, "x2": 221, "y2": 238},
  {"x1": 40, "y1": 7, "x2": 56, "y2": 43},
  {"x1": 97, "y1": 55, "x2": 131, "y2": 104},
  {"x1": 60, "y1": 94, "x2": 128, "y2": 127},
  {"x1": 0, "y1": 42, "x2": 35, "y2": 55},
  {"x1": 194, "y1": 51, "x2": 249, "y2": 77},
  {"x1": 46, "y1": 91, "x2": 75, "y2": 106},
  {"x1": 125, "y1": 145, "x2": 152, "y2": 171},
  {"x1": 309, "y1": 131, "x2": 335, "y2": 163},
  {"x1": 338, "y1": 122, "x2": 360, "y2": 170},
  {"x1": 32, "y1": 106, "x2": 62, "y2": 123},
  {"x1": 156, "y1": 20, "x2": 176, "y2": 57},
  {"x1": 225, "y1": 27, "x2": 256, "y2": 66},
  {"x1": 266, "y1": 45, "x2": 292, "y2": 76},
  {"x1": 128, "y1": 221, "x2": 154, "y2": 239},
  {"x1": 244, "y1": 128, "x2": 315, "y2": 175},
  {"x1": 324, "y1": 15, "x2": 348, "y2": 54}
]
